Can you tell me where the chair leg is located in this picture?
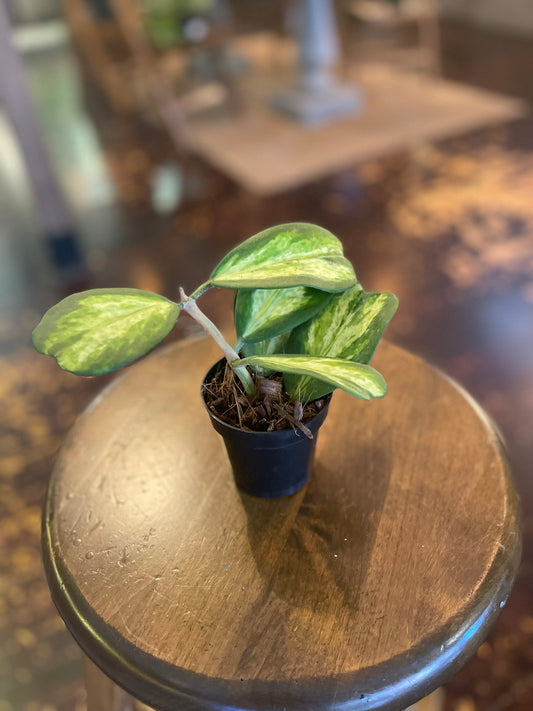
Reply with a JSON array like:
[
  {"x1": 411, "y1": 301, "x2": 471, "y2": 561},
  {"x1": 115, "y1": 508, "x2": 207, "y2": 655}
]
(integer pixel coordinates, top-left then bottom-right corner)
[{"x1": 418, "y1": 6, "x2": 442, "y2": 75}]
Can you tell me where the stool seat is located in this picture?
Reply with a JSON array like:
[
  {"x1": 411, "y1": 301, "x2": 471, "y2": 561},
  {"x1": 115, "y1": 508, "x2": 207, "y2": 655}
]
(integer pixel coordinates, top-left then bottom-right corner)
[{"x1": 42, "y1": 338, "x2": 521, "y2": 711}]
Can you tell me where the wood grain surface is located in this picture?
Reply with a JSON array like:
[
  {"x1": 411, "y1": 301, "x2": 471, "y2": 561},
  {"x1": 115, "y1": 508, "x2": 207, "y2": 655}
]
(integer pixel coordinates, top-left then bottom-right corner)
[{"x1": 42, "y1": 337, "x2": 521, "y2": 711}]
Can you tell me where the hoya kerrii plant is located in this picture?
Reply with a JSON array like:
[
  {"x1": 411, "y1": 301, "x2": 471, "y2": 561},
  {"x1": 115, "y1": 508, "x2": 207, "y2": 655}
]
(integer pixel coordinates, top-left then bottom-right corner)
[{"x1": 32, "y1": 223, "x2": 398, "y2": 436}]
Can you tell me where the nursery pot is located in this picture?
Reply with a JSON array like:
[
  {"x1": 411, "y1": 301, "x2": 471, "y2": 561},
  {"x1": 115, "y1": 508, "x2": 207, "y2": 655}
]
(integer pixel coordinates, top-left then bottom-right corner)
[{"x1": 202, "y1": 360, "x2": 331, "y2": 498}]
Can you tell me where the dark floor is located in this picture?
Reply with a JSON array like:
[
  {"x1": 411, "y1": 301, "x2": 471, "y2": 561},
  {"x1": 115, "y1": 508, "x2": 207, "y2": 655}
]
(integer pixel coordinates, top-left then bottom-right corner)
[{"x1": 1, "y1": 15, "x2": 533, "y2": 711}]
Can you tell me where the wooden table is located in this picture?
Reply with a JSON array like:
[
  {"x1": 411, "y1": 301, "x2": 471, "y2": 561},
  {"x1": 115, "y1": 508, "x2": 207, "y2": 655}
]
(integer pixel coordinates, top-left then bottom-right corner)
[
  {"x1": 186, "y1": 34, "x2": 525, "y2": 196},
  {"x1": 42, "y1": 337, "x2": 521, "y2": 711}
]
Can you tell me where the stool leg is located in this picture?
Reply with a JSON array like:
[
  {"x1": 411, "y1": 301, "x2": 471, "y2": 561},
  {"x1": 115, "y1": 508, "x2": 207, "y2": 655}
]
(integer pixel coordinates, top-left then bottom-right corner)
[
  {"x1": 84, "y1": 655, "x2": 151, "y2": 711},
  {"x1": 405, "y1": 688, "x2": 445, "y2": 711}
]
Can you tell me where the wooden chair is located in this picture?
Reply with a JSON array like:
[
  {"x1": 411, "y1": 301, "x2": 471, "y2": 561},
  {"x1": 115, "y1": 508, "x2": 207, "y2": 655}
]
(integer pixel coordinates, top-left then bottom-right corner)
[
  {"x1": 63, "y1": 0, "x2": 138, "y2": 114},
  {"x1": 63, "y1": 0, "x2": 236, "y2": 155},
  {"x1": 42, "y1": 336, "x2": 521, "y2": 710},
  {"x1": 344, "y1": 0, "x2": 442, "y2": 75}
]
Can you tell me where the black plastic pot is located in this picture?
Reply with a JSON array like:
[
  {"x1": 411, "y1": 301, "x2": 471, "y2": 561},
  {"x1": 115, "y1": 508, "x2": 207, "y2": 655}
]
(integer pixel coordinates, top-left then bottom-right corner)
[{"x1": 202, "y1": 360, "x2": 331, "y2": 498}]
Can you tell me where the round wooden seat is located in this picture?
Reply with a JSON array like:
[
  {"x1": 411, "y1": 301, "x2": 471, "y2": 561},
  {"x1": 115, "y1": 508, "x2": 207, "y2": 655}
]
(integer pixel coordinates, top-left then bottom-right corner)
[{"x1": 42, "y1": 338, "x2": 521, "y2": 711}]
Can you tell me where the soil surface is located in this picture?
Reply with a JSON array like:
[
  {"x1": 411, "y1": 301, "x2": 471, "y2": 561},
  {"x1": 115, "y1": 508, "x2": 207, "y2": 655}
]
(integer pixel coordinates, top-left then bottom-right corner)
[{"x1": 202, "y1": 361, "x2": 328, "y2": 438}]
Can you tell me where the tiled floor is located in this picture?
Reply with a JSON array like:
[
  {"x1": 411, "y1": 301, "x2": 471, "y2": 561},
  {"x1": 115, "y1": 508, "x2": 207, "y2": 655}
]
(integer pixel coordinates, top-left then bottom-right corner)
[{"x1": 1, "y1": 17, "x2": 533, "y2": 711}]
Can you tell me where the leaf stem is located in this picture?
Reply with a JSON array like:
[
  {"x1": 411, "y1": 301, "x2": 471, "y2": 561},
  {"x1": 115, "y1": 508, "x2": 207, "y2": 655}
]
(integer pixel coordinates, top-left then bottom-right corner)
[
  {"x1": 189, "y1": 282, "x2": 212, "y2": 300},
  {"x1": 179, "y1": 288, "x2": 256, "y2": 397}
]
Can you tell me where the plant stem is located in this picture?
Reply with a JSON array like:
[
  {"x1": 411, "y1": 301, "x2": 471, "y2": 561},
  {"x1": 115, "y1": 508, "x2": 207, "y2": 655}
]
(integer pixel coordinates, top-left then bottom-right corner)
[{"x1": 179, "y1": 288, "x2": 256, "y2": 397}]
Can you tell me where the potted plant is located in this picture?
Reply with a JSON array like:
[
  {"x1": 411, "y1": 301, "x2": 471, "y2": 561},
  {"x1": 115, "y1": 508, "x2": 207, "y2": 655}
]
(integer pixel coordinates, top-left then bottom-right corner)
[{"x1": 33, "y1": 223, "x2": 398, "y2": 497}]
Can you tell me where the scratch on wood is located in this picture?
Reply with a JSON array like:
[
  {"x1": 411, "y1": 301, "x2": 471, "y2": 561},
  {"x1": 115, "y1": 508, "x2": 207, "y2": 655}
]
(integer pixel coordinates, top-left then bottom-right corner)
[
  {"x1": 88, "y1": 518, "x2": 103, "y2": 535},
  {"x1": 117, "y1": 611, "x2": 160, "y2": 656}
]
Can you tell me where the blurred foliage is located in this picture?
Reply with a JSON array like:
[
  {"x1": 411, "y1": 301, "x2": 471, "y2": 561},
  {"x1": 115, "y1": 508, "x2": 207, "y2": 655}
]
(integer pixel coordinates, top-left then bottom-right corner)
[{"x1": 142, "y1": 0, "x2": 216, "y2": 49}]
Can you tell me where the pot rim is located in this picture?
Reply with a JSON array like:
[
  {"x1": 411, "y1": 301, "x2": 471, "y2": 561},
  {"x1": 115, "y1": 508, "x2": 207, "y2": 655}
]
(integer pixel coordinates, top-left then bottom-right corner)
[{"x1": 201, "y1": 358, "x2": 333, "y2": 438}]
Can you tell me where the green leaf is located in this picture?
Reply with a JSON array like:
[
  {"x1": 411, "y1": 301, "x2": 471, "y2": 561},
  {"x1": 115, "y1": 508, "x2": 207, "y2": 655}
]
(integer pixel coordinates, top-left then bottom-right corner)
[
  {"x1": 284, "y1": 286, "x2": 398, "y2": 401},
  {"x1": 208, "y1": 223, "x2": 356, "y2": 291},
  {"x1": 287, "y1": 286, "x2": 398, "y2": 362},
  {"x1": 235, "y1": 354, "x2": 386, "y2": 401},
  {"x1": 32, "y1": 288, "x2": 179, "y2": 375},
  {"x1": 234, "y1": 286, "x2": 333, "y2": 345},
  {"x1": 240, "y1": 331, "x2": 291, "y2": 377}
]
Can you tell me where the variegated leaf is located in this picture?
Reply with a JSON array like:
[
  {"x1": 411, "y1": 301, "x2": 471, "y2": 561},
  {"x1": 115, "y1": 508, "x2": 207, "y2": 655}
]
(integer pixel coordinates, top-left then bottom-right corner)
[
  {"x1": 240, "y1": 332, "x2": 291, "y2": 376},
  {"x1": 32, "y1": 288, "x2": 180, "y2": 376},
  {"x1": 284, "y1": 286, "x2": 398, "y2": 401},
  {"x1": 234, "y1": 286, "x2": 333, "y2": 345},
  {"x1": 207, "y1": 223, "x2": 356, "y2": 291},
  {"x1": 235, "y1": 354, "x2": 386, "y2": 401}
]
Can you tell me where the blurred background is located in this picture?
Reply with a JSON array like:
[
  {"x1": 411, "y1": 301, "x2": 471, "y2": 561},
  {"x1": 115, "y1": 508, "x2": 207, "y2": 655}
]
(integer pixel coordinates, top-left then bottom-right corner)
[{"x1": 0, "y1": 1, "x2": 532, "y2": 709}]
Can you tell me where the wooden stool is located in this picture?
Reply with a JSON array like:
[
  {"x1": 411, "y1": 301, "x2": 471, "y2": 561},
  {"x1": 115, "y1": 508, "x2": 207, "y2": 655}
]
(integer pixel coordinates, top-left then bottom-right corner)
[{"x1": 42, "y1": 338, "x2": 521, "y2": 711}]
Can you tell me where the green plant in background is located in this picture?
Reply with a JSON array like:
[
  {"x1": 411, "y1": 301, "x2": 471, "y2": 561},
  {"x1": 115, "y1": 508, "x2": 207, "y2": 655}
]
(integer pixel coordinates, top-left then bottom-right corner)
[
  {"x1": 143, "y1": 0, "x2": 215, "y2": 49},
  {"x1": 33, "y1": 223, "x2": 398, "y2": 411}
]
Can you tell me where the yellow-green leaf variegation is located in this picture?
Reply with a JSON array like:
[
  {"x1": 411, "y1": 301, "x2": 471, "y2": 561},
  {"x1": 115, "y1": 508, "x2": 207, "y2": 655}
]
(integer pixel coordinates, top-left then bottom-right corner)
[
  {"x1": 207, "y1": 223, "x2": 356, "y2": 292},
  {"x1": 235, "y1": 355, "x2": 386, "y2": 401},
  {"x1": 234, "y1": 286, "x2": 334, "y2": 345},
  {"x1": 32, "y1": 288, "x2": 180, "y2": 376},
  {"x1": 283, "y1": 286, "x2": 399, "y2": 401}
]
